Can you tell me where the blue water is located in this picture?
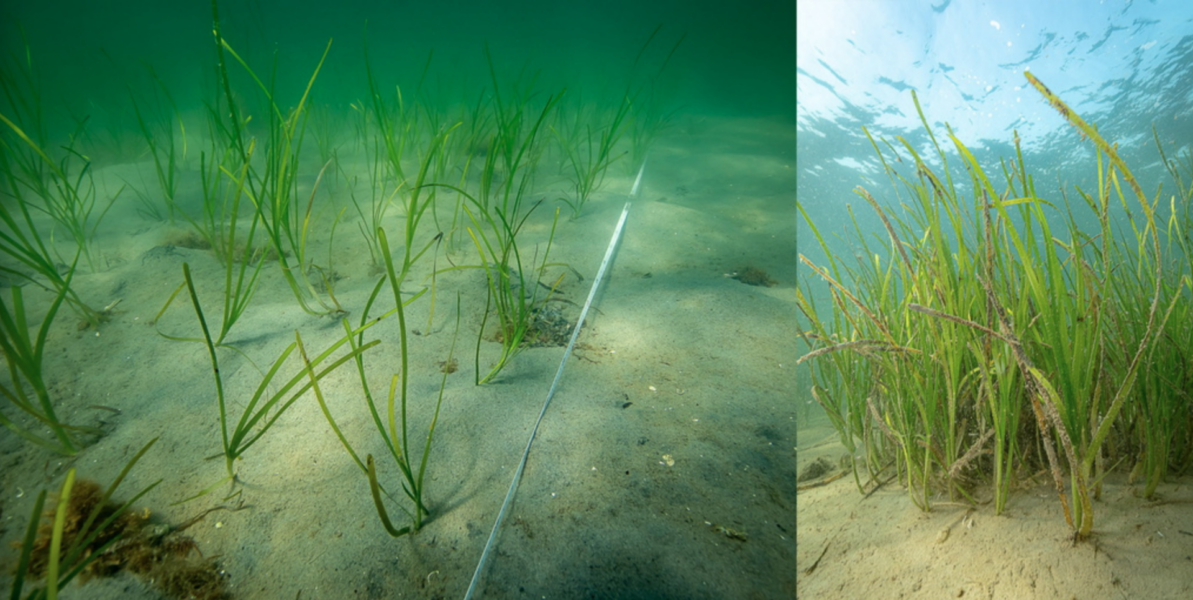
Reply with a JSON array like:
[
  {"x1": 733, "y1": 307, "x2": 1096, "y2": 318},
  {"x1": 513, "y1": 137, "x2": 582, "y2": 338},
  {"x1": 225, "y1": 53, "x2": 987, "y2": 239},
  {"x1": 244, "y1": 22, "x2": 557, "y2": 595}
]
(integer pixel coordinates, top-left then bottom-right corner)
[{"x1": 797, "y1": 0, "x2": 1193, "y2": 268}]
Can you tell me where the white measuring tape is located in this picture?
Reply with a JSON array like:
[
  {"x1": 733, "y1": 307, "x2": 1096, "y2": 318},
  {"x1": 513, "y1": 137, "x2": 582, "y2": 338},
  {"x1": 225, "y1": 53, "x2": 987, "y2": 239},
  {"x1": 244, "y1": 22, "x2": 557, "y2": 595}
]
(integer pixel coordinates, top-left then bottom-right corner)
[{"x1": 463, "y1": 161, "x2": 644, "y2": 599}]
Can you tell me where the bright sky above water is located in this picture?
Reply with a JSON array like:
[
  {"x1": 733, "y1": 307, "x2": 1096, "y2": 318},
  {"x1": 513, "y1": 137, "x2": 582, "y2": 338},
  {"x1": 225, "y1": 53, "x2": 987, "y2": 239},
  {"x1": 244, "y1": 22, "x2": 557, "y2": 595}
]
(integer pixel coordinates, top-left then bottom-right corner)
[
  {"x1": 797, "y1": 0, "x2": 1193, "y2": 148},
  {"x1": 796, "y1": 0, "x2": 1193, "y2": 253}
]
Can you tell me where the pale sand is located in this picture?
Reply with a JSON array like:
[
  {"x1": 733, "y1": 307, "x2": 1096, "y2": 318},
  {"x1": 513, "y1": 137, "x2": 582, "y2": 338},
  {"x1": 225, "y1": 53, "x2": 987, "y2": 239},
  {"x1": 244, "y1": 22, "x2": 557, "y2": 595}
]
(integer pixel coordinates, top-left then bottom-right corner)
[
  {"x1": 0, "y1": 116, "x2": 796, "y2": 598},
  {"x1": 797, "y1": 419, "x2": 1193, "y2": 599}
]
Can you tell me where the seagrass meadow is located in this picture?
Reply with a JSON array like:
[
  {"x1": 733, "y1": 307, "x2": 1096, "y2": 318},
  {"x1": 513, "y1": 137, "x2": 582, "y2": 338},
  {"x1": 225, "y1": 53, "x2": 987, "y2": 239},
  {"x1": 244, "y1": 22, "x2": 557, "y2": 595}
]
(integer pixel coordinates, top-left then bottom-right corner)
[
  {"x1": 796, "y1": 3, "x2": 1193, "y2": 597},
  {"x1": 0, "y1": 1, "x2": 797, "y2": 598},
  {"x1": 802, "y1": 75, "x2": 1193, "y2": 518}
]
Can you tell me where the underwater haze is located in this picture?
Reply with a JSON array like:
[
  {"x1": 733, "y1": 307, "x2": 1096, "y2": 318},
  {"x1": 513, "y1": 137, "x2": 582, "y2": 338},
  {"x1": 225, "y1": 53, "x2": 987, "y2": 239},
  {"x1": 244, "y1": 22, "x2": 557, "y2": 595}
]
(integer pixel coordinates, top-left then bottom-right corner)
[{"x1": 3, "y1": 0, "x2": 795, "y2": 136}]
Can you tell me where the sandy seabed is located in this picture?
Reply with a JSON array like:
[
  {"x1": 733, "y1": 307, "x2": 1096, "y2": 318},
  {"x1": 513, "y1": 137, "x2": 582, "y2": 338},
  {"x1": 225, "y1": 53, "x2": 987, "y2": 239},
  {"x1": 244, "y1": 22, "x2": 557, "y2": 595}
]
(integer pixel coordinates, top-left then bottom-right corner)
[
  {"x1": 796, "y1": 421, "x2": 1193, "y2": 599},
  {"x1": 0, "y1": 116, "x2": 797, "y2": 598}
]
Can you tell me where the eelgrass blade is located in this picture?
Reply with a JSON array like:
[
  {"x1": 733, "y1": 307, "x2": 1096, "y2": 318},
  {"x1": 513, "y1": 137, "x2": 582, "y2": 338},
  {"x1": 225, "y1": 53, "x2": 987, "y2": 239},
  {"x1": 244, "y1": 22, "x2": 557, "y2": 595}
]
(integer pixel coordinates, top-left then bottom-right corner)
[
  {"x1": 375, "y1": 227, "x2": 420, "y2": 470},
  {"x1": 0, "y1": 253, "x2": 83, "y2": 455},
  {"x1": 9, "y1": 488, "x2": 46, "y2": 600},
  {"x1": 367, "y1": 454, "x2": 411, "y2": 538},
  {"x1": 168, "y1": 474, "x2": 235, "y2": 507},
  {"x1": 182, "y1": 262, "x2": 232, "y2": 475},
  {"x1": 302, "y1": 325, "x2": 369, "y2": 475},
  {"x1": 45, "y1": 469, "x2": 74, "y2": 600},
  {"x1": 413, "y1": 294, "x2": 461, "y2": 523}
]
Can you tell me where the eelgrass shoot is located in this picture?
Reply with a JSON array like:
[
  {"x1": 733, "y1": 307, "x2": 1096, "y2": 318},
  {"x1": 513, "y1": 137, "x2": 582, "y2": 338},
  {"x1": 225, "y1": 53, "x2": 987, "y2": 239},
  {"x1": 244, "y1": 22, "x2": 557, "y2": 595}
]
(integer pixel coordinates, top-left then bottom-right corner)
[
  {"x1": 343, "y1": 136, "x2": 397, "y2": 273},
  {"x1": 478, "y1": 48, "x2": 563, "y2": 216},
  {"x1": 151, "y1": 121, "x2": 267, "y2": 348},
  {"x1": 0, "y1": 83, "x2": 104, "y2": 327},
  {"x1": 349, "y1": 46, "x2": 441, "y2": 275},
  {"x1": 314, "y1": 235, "x2": 460, "y2": 537},
  {"x1": 797, "y1": 73, "x2": 1185, "y2": 539},
  {"x1": 552, "y1": 26, "x2": 681, "y2": 217},
  {"x1": 464, "y1": 199, "x2": 562, "y2": 384},
  {"x1": 624, "y1": 25, "x2": 685, "y2": 173},
  {"x1": 0, "y1": 42, "x2": 120, "y2": 274},
  {"x1": 432, "y1": 183, "x2": 564, "y2": 384},
  {"x1": 425, "y1": 78, "x2": 565, "y2": 383},
  {"x1": 0, "y1": 160, "x2": 103, "y2": 328},
  {"x1": 209, "y1": 0, "x2": 341, "y2": 316},
  {"x1": 127, "y1": 67, "x2": 186, "y2": 223},
  {"x1": 306, "y1": 74, "x2": 460, "y2": 531},
  {"x1": 1144, "y1": 134, "x2": 1193, "y2": 497},
  {"x1": 436, "y1": 90, "x2": 495, "y2": 253},
  {"x1": 181, "y1": 262, "x2": 381, "y2": 479},
  {"x1": 0, "y1": 110, "x2": 119, "y2": 274},
  {"x1": 309, "y1": 101, "x2": 349, "y2": 172},
  {"x1": 553, "y1": 94, "x2": 633, "y2": 219},
  {"x1": 0, "y1": 255, "x2": 101, "y2": 455},
  {"x1": 361, "y1": 32, "x2": 432, "y2": 199},
  {"x1": 0, "y1": 119, "x2": 119, "y2": 276}
]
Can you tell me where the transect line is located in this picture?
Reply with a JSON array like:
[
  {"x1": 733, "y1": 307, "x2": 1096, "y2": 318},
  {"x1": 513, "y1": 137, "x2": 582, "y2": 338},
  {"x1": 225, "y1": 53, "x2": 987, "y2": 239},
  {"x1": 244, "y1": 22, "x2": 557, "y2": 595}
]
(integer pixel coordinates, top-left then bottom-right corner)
[{"x1": 463, "y1": 161, "x2": 644, "y2": 599}]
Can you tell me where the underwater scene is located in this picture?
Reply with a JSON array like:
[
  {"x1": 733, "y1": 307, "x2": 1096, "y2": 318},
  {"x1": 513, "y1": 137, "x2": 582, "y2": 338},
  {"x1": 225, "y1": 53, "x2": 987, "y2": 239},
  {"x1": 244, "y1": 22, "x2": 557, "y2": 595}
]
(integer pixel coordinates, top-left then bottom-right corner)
[
  {"x1": 0, "y1": 1, "x2": 796, "y2": 598},
  {"x1": 798, "y1": 1, "x2": 1193, "y2": 598}
]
